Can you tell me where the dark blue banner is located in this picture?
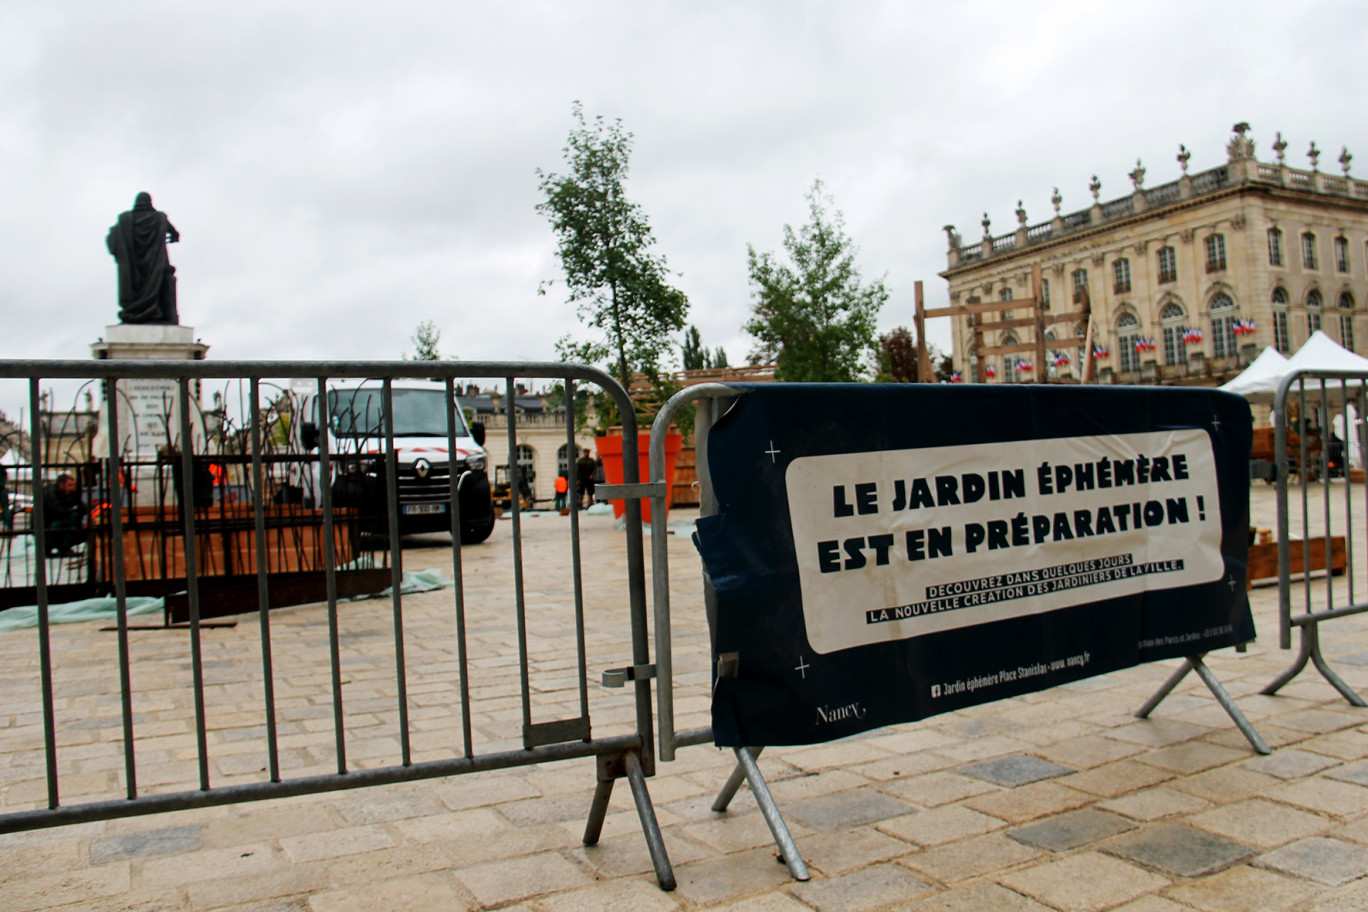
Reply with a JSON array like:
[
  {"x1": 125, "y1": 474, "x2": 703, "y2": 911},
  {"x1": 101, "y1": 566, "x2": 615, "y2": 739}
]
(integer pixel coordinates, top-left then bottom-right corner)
[{"x1": 694, "y1": 384, "x2": 1254, "y2": 747}]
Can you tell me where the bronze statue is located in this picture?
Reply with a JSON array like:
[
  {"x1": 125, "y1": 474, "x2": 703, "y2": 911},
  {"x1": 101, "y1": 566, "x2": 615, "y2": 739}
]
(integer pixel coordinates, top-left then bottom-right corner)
[{"x1": 107, "y1": 192, "x2": 180, "y2": 324}]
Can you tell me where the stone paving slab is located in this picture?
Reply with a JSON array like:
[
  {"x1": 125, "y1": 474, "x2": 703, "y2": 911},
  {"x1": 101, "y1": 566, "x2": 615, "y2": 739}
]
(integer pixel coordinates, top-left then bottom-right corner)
[{"x1": 3, "y1": 485, "x2": 1368, "y2": 909}]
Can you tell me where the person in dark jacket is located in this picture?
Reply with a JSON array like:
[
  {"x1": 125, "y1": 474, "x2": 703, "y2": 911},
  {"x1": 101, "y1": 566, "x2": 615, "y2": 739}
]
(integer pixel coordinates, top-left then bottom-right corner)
[{"x1": 43, "y1": 473, "x2": 87, "y2": 557}]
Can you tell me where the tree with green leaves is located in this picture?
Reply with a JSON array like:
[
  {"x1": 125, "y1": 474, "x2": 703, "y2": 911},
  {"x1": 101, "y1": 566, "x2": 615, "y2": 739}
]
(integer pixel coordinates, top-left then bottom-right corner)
[
  {"x1": 712, "y1": 346, "x2": 729, "y2": 369},
  {"x1": 744, "y1": 180, "x2": 888, "y2": 382},
  {"x1": 538, "y1": 103, "x2": 689, "y2": 399},
  {"x1": 406, "y1": 320, "x2": 443, "y2": 361},
  {"x1": 682, "y1": 325, "x2": 707, "y2": 371}
]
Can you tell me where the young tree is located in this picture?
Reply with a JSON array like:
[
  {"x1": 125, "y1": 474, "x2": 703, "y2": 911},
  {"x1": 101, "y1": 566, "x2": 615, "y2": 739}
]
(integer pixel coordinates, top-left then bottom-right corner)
[
  {"x1": 538, "y1": 103, "x2": 689, "y2": 396},
  {"x1": 406, "y1": 320, "x2": 443, "y2": 360},
  {"x1": 874, "y1": 326, "x2": 918, "y2": 382},
  {"x1": 744, "y1": 181, "x2": 888, "y2": 382},
  {"x1": 712, "y1": 346, "x2": 729, "y2": 369},
  {"x1": 682, "y1": 325, "x2": 707, "y2": 371}
]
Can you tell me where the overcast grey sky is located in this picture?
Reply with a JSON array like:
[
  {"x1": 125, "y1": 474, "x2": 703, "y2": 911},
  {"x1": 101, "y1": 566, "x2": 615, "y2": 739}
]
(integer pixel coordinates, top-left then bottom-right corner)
[{"x1": 3, "y1": 1, "x2": 1366, "y2": 410}]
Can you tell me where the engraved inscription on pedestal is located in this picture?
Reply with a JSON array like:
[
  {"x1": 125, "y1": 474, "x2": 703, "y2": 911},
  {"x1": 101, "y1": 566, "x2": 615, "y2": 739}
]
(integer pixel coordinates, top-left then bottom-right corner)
[{"x1": 117, "y1": 377, "x2": 180, "y2": 460}]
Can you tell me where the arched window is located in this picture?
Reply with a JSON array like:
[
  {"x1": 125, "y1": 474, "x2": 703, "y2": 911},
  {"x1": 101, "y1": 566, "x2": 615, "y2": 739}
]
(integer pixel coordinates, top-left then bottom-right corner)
[
  {"x1": 1307, "y1": 289, "x2": 1323, "y2": 335},
  {"x1": 1272, "y1": 288, "x2": 1290, "y2": 353},
  {"x1": 557, "y1": 443, "x2": 574, "y2": 479},
  {"x1": 1210, "y1": 294, "x2": 1238, "y2": 358},
  {"x1": 1341, "y1": 292, "x2": 1357, "y2": 352},
  {"x1": 1117, "y1": 312, "x2": 1141, "y2": 373},
  {"x1": 1160, "y1": 303, "x2": 1187, "y2": 366}
]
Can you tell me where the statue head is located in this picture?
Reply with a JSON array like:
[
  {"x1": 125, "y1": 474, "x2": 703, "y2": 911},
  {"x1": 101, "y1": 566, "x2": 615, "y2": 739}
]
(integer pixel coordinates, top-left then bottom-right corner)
[{"x1": 133, "y1": 192, "x2": 153, "y2": 210}]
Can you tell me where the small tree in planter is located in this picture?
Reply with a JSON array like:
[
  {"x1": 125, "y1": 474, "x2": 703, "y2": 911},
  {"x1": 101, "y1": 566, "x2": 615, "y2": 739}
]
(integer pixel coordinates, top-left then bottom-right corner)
[{"x1": 538, "y1": 104, "x2": 689, "y2": 519}]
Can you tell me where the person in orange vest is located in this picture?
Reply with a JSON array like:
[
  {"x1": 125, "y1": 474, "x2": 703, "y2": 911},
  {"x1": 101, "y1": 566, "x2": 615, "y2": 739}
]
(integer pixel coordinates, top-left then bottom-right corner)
[{"x1": 554, "y1": 474, "x2": 569, "y2": 510}]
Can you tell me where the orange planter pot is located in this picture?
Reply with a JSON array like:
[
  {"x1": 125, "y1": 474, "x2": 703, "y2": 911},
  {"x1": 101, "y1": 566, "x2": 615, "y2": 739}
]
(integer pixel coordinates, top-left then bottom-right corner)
[{"x1": 595, "y1": 432, "x2": 683, "y2": 523}]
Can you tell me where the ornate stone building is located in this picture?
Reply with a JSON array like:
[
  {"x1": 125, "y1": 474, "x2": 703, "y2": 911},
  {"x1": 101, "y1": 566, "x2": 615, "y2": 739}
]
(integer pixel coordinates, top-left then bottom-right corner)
[{"x1": 939, "y1": 124, "x2": 1368, "y2": 385}]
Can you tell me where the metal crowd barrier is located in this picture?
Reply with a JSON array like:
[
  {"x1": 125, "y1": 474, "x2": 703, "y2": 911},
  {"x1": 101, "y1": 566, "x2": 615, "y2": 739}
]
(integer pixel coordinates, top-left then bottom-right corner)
[
  {"x1": 0, "y1": 359, "x2": 677, "y2": 891},
  {"x1": 1263, "y1": 368, "x2": 1368, "y2": 706},
  {"x1": 641, "y1": 383, "x2": 1276, "y2": 884}
]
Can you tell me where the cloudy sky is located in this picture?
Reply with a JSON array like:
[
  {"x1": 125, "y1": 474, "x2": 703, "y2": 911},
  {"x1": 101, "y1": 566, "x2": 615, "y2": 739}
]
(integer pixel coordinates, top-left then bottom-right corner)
[{"x1": 3, "y1": 0, "x2": 1366, "y2": 412}]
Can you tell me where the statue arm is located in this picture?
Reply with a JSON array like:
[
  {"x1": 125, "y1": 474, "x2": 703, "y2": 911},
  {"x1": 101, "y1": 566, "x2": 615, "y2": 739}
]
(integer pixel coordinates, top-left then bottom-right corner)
[{"x1": 166, "y1": 220, "x2": 180, "y2": 244}]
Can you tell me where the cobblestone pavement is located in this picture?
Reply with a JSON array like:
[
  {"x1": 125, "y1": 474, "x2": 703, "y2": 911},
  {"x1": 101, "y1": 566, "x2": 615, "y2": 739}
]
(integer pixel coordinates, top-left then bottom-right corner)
[{"x1": 4, "y1": 483, "x2": 1368, "y2": 911}]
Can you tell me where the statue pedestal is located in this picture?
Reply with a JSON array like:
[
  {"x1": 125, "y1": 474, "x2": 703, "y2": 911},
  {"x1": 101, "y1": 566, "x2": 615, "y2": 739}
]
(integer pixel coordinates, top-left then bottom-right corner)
[{"x1": 91, "y1": 324, "x2": 209, "y2": 464}]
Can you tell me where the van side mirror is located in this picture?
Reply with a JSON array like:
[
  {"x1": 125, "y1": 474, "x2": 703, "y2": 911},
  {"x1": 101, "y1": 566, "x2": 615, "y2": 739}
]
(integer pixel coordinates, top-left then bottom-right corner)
[
  {"x1": 300, "y1": 421, "x2": 320, "y2": 451},
  {"x1": 470, "y1": 421, "x2": 486, "y2": 447}
]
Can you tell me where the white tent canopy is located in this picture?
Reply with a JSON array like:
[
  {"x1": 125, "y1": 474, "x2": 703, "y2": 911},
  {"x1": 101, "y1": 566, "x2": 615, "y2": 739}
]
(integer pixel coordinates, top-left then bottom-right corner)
[
  {"x1": 1219, "y1": 346, "x2": 1289, "y2": 401},
  {"x1": 1285, "y1": 330, "x2": 1368, "y2": 375}
]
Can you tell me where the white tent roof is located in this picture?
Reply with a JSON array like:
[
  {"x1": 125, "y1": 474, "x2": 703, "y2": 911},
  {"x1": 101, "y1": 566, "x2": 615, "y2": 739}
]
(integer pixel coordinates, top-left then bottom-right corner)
[
  {"x1": 1285, "y1": 330, "x2": 1368, "y2": 374},
  {"x1": 1220, "y1": 333, "x2": 1368, "y2": 403},
  {"x1": 1219, "y1": 346, "x2": 1289, "y2": 400}
]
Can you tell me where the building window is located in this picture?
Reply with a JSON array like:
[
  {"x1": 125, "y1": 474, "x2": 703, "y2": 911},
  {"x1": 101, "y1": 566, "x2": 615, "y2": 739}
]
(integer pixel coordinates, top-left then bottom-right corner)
[
  {"x1": 1204, "y1": 234, "x2": 1227, "y2": 273},
  {"x1": 1336, "y1": 236, "x2": 1350, "y2": 273},
  {"x1": 1272, "y1": 288, "x2": 1290, "y2": 353},
  {"x1": 1117, "y1": 312, "x2": 1141, "y2": 373},
  {"x1": 1342, "y1": 292, "x2": 1356, "y2": 352},
  {"x1": 1303, "y1": 232, "x2": 1318, "y2": 270},
  {"x1": 1160, "y1": 303, "x2": 1186, "y2": 366},
  {"x1": 1113, "y1": 258, "x2": 1131, "y2": 293},
  {"x1": 1071, "y1": 269, "x2": 1089, "y2": 303},
  {"x1": 1041, "y1": 278, "x2": 1050, "y2": 309},
  {"x1": 1000, "y1": 287, "x2": 1014, "y2": 300},
  {"x1": 1307, "y1": 289, "x2": 1323, "y2": 335},
  {"x1": 1210, "y1": 293, "x2": 1238, "y2": 358},
  {"x1": 1268, "y1": 227, "x2": 1283, "y2": 267},
  {"x1": 1157, "y1": 246, "x2": 1177, "y2": 283}
]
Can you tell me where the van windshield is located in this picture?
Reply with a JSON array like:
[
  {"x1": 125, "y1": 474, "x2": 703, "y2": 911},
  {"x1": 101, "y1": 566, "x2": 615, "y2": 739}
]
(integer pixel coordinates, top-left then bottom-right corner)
[{"x1": 327, "y1": 387, "x2": 468, "y2": 438}]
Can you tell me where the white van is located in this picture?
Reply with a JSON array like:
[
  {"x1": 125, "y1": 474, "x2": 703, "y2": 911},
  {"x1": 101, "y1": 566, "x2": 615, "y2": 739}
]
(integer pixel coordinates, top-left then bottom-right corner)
[{"x1": 297, "y1": 379, "x2": 496, "y2": 544}]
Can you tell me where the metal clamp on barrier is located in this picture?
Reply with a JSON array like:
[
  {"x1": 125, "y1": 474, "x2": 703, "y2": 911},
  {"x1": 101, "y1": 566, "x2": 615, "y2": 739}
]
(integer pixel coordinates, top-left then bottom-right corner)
[
  {"x1": 1249, "y1": 459, "x2": 1277, "y2": 482},
  {"x1": 595, "y1": 482, "x2": 668, "y2": 502},
  {"x1": 602, "y1": 664, "x2": 657, "y2": 688}
]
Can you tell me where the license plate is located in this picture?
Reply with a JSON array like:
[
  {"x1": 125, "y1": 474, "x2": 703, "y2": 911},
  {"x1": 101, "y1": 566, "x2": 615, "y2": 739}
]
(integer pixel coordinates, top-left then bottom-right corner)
[{"x1": 403, "y1": 503, "x2": 447, "y2": 515}]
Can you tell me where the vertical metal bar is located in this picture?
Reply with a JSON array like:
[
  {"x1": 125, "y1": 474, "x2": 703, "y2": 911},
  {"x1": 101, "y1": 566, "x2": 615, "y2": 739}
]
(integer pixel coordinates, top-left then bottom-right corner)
[
  {"x1": 566, "y1": 379, "x2": 590, "y2": 727},
  {"x1": 316, "y1": 379, "x2": 347, "y2": 774},
  {"x1": 444, "y1": 379, "x2": 473, "y2": 759},
  {"x1": 381, "y1": 379, "x2": 412, "y2": 766},
  {"x1": 177, "y1": 378, "x2": 210, "y2": 791},
  {"x1": 1320, "y1": 377, "x2": 1334, "y2": 612},
  {"x1": 1298, "y1": 381, "x2": 1312, "y2": 618},
  {"x1": 1341, "y1": 380, "x2": 1356, "y2": 609},
  {"x1": 28, "y1": 379, "x2": 59, "y2": 808},
  {"x1": 1276, "y1": 380, "x2": 1293, "y2": 648},
  {"x1": 249, "y1": 379, "x2": 280, "y2": 781},
  {"x1": 508, "y1": 377, "x2": 533, "y2": 744},
  {"x1": 620, "y1": 406, "x2": 656, "y2": 775},
  {"x1": 105, "y1": 380, "x2": 137, "y2": 799}
]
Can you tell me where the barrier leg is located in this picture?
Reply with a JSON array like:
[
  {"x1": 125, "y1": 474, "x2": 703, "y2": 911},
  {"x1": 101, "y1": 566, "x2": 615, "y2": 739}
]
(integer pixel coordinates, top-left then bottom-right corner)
[
  {"x1": 1134, "y1": 658, "x2": 1194, "y2": 718},
  {"x1": 711, "y1": 745, "x2": 763, "y2": 812},
  {"x1": 582, "y1": 779, "x2": 614, "y2": 846},
  {"x1": 1138, "y1": 654, "x2": 1270, "y2": 755},
  {"x1": 732, "y1": 747, "x2": 809, "y2": 881},
  {"x1": 624, "y1": 751, "x2": 676, "y2": 891},
  {"x1": 1264, "y1": 623, "x2": 1367, "y2": 706}
]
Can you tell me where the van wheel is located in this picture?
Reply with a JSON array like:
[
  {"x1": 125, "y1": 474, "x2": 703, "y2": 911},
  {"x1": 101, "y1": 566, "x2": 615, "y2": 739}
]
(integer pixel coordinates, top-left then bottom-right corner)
[{"x1": 460, "y1": 517, "x2": 495, "y2": 545}]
